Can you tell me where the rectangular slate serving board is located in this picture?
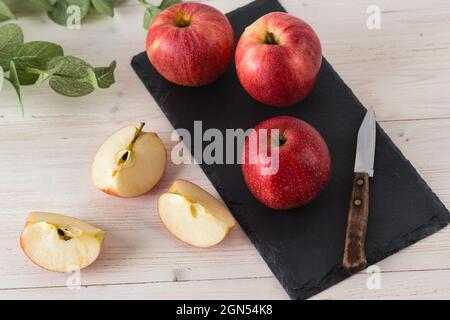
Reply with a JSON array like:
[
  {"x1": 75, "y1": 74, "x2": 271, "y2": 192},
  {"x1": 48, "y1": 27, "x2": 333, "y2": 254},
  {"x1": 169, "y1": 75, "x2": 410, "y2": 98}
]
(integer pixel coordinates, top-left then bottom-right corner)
[{"x1": 131, "y1": 0, "x2": 450, "y2": 299}]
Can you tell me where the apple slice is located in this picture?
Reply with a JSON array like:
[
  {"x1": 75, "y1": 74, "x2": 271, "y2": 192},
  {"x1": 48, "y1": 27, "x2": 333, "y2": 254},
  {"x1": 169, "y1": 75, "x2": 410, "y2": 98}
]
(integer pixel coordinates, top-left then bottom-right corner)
[
  {"x1": 92, "y1": 123, "x2": 167, "y2": 197},
  {"x1": 20, "y1": 212, "x2": 105, "y2": 273},
  {"x1": 158, "y1": 179, "x2": 235, "y2": 248}
]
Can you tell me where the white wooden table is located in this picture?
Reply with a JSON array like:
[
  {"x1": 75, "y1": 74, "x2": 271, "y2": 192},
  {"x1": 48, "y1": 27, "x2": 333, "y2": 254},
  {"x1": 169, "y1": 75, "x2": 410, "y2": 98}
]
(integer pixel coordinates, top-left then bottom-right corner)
[{"x1": 1, "y1": 0, "x2": 450, "y2": 300}]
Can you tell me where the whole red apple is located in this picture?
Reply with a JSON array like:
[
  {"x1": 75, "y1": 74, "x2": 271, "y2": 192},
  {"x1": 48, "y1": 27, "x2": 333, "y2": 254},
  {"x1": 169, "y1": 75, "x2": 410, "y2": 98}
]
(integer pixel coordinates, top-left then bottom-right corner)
[
  {"x1": 146, "y1": 2, "x2": 234, "y2": 86},
  {"x1": 235, "y1": 12, "x2": 322, "y2": 107},
  {"x1": 241, "y1": 116, "x2": 331, "y2": 210}
]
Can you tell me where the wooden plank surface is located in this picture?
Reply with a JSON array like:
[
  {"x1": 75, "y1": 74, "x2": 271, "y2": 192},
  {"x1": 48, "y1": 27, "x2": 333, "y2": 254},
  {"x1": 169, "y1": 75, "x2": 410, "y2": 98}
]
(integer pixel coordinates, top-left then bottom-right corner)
[{"x1": 0, "y1": 0, "x2": 449, "y2": 300}]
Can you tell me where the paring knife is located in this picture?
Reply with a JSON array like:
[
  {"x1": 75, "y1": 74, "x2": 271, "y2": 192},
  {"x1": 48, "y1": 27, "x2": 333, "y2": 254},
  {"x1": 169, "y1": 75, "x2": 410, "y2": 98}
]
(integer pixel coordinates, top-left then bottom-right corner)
[{"x1": 343, "y1": 107, "x2": 376, "y2": 274}]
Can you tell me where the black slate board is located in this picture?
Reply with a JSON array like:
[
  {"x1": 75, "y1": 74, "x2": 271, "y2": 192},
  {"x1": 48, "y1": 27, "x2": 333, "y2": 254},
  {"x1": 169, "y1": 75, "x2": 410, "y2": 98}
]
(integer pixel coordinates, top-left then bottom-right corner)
[{"x1": 131, "y1": 0, "x2": 450, "y2": 299}]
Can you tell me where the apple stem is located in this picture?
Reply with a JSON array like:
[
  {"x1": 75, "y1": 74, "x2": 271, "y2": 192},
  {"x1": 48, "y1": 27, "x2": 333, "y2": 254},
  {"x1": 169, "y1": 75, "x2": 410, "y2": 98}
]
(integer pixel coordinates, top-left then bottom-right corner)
[
  {"x1": 175, "y1": 15, "x2": 191, "y2": 28},
  {"x1": 114, "y1": 123, "x2": 145, "y2": 174},
  {"x1": 130, "y1": 122, "x2": 145, "y2": 147},
  {"x1": 264, "y1": 32, "x2": 279, "y2": 45},
  {"x1": 279, "y1": 134, "x2": 287, "y2": 146}
]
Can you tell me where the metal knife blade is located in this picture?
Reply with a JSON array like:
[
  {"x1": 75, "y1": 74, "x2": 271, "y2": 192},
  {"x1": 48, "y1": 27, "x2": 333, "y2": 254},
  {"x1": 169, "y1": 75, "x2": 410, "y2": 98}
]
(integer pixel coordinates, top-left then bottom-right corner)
[
  {"x1": 343, "y1": 107, "x2": 377, "y2": 274},
  {"x1": 354, "y1": 108, "x2": 376, "y2": 177}
]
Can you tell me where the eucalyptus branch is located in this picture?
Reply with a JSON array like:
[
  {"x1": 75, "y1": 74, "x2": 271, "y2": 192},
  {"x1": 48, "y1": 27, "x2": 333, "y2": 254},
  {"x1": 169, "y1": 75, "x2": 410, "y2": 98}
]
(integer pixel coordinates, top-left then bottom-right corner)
[
  {"x1": 0, "y1": 23, "x2": 116, "y2": 113},
  {"x1": 0, "y1": 0, "x2": 120, "y2": 26}
]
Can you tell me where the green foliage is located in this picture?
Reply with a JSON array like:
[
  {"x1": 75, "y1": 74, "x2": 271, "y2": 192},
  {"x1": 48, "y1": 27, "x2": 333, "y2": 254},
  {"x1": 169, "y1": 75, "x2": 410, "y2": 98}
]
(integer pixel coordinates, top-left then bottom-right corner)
[
  {"x1": 0, "y1": 66, "x2": 3, "y2": 94},
  {"x1": 48, "y1": 0, "x2": 91, "y2": 26},
  {"x1": 6, "y1": 61, "x2": 24, "y2": 115},
  {"x1": 91, "y1": 0, "x2": 117, "y2": 17},
  {"x1": 0, "y1": 23, "x2": 24, "y2": 71},
  {"x1": 13, "y1": 41, "x2": 64, "y2": 85},
  {"x1": 139, "y1": 0, "x2": 181, "y2": 30},
  {"x1": 48, "y1": 56, "x2": 99, "y2": 97},
  {"x1": 0, "y1": 0, "x2": 119, "y2": 26},
  {"x1": 29, "y1": 0, "x2": 54, "y2": 11},
  {"x1": 94, "y1": 61, "x2": 117, "y2": 89},
  {"x1": 0, "y1": 0, "x2": 15, "y2": 22},
  {"x1": 0, "y1": 24, "x2": 116, "y2": 113}
]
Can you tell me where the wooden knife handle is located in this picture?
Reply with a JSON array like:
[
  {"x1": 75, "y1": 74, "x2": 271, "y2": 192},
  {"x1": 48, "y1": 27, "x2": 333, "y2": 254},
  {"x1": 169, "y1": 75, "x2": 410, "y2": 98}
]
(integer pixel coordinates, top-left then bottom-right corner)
[{"x1": 343, "y1": 172, "x2": 370, "y2": 274}]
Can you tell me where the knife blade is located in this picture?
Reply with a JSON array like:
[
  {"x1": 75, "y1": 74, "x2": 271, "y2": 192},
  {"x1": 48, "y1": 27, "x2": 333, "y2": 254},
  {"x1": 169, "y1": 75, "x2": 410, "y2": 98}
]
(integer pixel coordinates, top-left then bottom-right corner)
[{"x1": 343, "y1": 107, "x2": 376, "y2": 274}]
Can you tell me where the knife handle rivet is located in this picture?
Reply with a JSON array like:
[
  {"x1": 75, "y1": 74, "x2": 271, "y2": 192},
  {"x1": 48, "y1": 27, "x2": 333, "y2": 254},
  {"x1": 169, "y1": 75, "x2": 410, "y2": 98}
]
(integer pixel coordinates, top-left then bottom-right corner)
[
  {"x1": 354, "y1": 199, "x2": 362, "y2": 206},
  {"x1": 356, "y1": 178, "x2": 364, "y2": 186}
]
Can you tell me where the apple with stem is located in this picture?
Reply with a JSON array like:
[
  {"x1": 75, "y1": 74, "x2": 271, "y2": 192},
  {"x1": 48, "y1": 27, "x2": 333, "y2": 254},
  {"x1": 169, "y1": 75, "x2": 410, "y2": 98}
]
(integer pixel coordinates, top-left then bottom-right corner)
[
  {"x1": 92, "y1": 123, "x2": 166, "y2": 197},
  {"x1": 158, "y1": 179, "x2": 235, "y2": 248},
  {"x1": 20, "y1": 212, "x2": 105, "y2": 273},
  {"x1": 235, "y1": 12, "x2": 322, "y2": 107},
  {"x1": 242, "y1": 116, "x2": 331, "y2": 210},
  {"x1": 146, "y1": 2, "x2": 234, "y2": 86}
]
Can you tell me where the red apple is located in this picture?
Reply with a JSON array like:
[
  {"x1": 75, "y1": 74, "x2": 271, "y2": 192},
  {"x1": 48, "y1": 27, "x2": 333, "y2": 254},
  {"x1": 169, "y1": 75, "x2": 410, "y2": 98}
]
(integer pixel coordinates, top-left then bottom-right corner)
[
  {"x1": 235, "y1": 12, "x2": 322, "y2": 107},
  {"x1": 241, "y1": 116, "x2": 331, "y2": 210},
  {"x1": 146, "y1": 2, "x2": 234, "y2": 86}
]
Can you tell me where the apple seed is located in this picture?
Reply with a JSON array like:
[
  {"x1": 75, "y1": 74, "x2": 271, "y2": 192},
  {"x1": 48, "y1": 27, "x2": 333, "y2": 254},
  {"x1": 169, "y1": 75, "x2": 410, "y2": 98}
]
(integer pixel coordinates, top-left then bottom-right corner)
[{"x1": 57, "y1": 228, "x2": 72, "y2": 241}]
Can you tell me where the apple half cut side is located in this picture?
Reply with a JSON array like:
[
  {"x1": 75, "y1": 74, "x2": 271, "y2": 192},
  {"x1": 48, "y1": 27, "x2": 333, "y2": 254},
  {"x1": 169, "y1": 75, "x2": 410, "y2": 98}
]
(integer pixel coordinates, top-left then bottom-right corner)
[
  {"x1": 92, "y1": 123, "x2": 167, "y2": 197},
  {"x1": 20, "y1": 212, "x2": 105, "y2": 273},
  {"x1": 158, "y1": 179, "x2": 236, "y2": 248}
]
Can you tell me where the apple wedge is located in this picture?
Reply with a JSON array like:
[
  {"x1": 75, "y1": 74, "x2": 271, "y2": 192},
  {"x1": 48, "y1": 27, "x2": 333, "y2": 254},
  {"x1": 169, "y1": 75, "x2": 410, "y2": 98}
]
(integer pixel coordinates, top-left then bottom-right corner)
[
  {"x1": 20, "y1": 212, "x2": 105, "y2": 273},
  {"x1": 92, "y1": 123, "x2": 167, "y2": 197},
  {"x1": 158, "y1": 179, "x2": 235, "y2": 248}
]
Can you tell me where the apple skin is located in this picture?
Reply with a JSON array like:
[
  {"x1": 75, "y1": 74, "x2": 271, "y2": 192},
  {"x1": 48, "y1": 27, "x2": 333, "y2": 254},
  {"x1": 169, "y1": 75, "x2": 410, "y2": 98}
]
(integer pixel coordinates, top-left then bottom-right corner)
[
  {"x1": 235, "y1": 12, "x2": 322, "y2": 107},
  {"x1": 146, "y1": 2, "x2": 234, "y2": 86},
  {"x1": 241, "y1": 116, "x2": 331, "y2": 210}
]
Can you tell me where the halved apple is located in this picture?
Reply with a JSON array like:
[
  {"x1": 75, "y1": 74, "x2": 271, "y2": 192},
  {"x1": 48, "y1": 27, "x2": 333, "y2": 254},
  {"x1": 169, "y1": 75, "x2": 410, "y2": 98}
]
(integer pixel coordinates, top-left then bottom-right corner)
[
  {"x1": 158, "y1": 179, "x2": 236, "y2": 248},
  {"x1": 92, "y1": 123, "x2": 167, "y2": 197},
  {"x1": 20, "y1": 212, "x2": 105, "y2": 273}
]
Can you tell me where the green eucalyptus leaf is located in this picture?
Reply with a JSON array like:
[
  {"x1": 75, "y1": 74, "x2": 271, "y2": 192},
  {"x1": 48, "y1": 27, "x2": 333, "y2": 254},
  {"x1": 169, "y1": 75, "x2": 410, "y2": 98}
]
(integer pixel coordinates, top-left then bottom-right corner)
[
  {"x1": 0, "y1": 24, "x2": 24, "y2": 71},
  {"x1": 7, "y1": 60, "x2": 24, "y2": 115},
  {"x1": 94, "y1": 60, "x2": 116, "y2": 88},
  {"x1": 27, "y1": 60, "x2": 65, "y2": 86},
  {"x1": 0, "y1": 0, "x2": 15, "y2": 22},
  {"x1": 24, "y1": 67, "x2": 48, "y2": 86},
  {"x1": 140, "y1": 0, "x2": 179, "y2": 30},
  {"x1": 91, "y1": 0, "x2": 116, "y2": 17},
  {"x1": 143, "y1": 6, "x2": 161, "y2": 30},
  {"x1": 13, "y1": 41, "x2": 64, "y2": 85},
  {"x1": 159, "y1": 0, "x2": 180, "y2": 10},
  {"x1": 0, "y1": 66, "x2": 4, "y2": 94},
  {"x1": 87, "y1": 67, "x2": 99, "y2": 90},
  {"x1": 15, "y1": 69, "x2": 40, "y2": 86},
  {"x1": 49, "y1": 73, "x2": 96, "y2": 97},
  {"x1": 47, "y1": 56, "x2": 97, "y2": 97},
  {"x1": 138, "y1": 0, "x2": 151, "y2": 9},
  {"x1": 29, "y1": 0, "x2": 54, "y2": 11},
  {"x1": 48, "y1": 0, "x2": 91, "y2": 26},
  {"x1": 48, "y1": 55, "x2": 92, "y2": 77}
]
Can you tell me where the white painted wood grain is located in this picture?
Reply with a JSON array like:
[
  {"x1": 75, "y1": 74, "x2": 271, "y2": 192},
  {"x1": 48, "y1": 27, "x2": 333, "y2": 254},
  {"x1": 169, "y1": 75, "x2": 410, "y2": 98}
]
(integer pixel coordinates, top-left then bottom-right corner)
[
  {"x1": 0, "y1": 0, "x2": 449, "y2": 300},
  {"x1": 0, "y1": 277, "x2": 289, "y2": 300},
  {"x1": 2, "y1": 269, "x2": 450, "y2": 300}
]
